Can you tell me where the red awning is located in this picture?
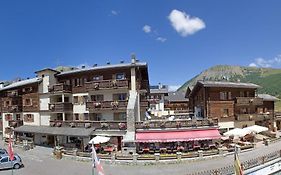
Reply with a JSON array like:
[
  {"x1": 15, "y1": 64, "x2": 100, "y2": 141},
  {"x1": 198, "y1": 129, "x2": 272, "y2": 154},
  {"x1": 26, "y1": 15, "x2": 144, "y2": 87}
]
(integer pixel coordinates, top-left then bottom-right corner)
[{"x1": 136, "y1": 129, "x2": 221, "y2": 143}]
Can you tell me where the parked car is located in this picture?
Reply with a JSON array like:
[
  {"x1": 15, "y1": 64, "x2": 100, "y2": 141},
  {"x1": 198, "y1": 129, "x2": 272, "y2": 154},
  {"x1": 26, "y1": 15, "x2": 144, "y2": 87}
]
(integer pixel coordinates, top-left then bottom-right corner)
[{"x1": 0, "y1": 154, "x2": 23, "y2": 170}]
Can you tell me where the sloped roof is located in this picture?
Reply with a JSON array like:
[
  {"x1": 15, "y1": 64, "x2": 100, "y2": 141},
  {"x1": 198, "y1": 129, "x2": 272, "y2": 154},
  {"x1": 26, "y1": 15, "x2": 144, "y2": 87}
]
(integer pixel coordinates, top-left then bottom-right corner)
[
  {"x1": 198, "y1": 81, "x2": 260, "y2": 89},
  {"x1": 165, "y1": 91, "x2": 189, "y2": 102},
  {"x1": 14, "y1": 125, "x2": 94, "y2": 137},
  {"x1": 150, "y1": 85, "x2": 169, "y2": 95},
  {"x1": 0, "y1": 77, "x2": 41, "y2": 92},
  {"x1": 258, "y1": 94, "x2": 279, "y2": 101},
  {"x1": 57, "y1": 62, "x2": 147, "y2": 76}
]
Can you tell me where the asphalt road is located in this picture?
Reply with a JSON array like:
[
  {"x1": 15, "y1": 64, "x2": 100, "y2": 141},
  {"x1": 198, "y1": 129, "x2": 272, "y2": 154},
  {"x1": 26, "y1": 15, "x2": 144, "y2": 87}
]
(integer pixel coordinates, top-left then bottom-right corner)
[{"x1": 0, "y1": 139, "x2": 280, "y2": 175}]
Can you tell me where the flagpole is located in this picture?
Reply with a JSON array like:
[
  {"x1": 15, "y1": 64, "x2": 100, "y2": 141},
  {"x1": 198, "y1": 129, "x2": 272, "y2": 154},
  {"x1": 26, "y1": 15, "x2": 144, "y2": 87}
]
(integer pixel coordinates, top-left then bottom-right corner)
[{"x1": 92, "y1": 144, "x2": 95, "y2": 175}]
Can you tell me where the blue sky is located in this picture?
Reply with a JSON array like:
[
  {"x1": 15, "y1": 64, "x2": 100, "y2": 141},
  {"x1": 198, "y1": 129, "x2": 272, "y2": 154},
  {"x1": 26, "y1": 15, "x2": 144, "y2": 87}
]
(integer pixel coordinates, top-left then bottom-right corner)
[{"x1": 1, "y1": 0, "x2": 281, "y2": 90}]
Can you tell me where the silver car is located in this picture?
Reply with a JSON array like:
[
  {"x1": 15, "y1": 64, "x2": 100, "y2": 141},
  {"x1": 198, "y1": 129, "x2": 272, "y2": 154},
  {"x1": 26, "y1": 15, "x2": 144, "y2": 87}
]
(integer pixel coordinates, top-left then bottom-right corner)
[{"x1": 0, "y1": 154, "x2": 23, "y2": 170}]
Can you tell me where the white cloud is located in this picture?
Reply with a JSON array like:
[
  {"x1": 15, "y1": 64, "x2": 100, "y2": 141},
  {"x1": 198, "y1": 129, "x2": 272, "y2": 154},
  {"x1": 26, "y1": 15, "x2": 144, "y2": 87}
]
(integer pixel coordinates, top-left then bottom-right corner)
[
  {"x1": 156, "y1": 37, "x2": 167, "y2": 43},
  {"x1": 169, "y1": 85, "x2": 181, "y2": 91},
  {"x1": 143, "y1": 25, "x2": 151, "y2": 33},
  {"x1": 111, "y1": 10, "x2": 118, "y2": 15},
  {"x1": 249, "y1": 55, "x2": 281, "y2": 68},
  {"x1": 168, "y1": 9, "x2": 206, "y2": 37},
  {"x1": 249, "y1": 63, "x2": 257, "y2": 67}
]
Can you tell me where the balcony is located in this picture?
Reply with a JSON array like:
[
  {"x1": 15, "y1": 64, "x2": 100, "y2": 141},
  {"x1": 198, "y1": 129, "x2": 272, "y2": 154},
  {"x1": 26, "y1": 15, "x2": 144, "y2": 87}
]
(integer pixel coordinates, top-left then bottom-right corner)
[
  {"x1": 235, "y1": 114, "x2": 274, "y2": 121},
  {"x1": 49, "y1": 120, "x2": 127, "y2": 130},
  {"x1": 2, "y1": 105, "x2": 22, "y2": 113},
  {"x1": 23, "y1": 105, "x2": 39, "y2": 112},
  {"x1": 49, "y1": 84, "x2": 72, "y2": 93},
  {"x1": 86, "y1": 100, "x2": 128, "y2": 111},
  {"x1": 135, "y1": 119, "x2": 218, "y2": 130},
  {"x1": 85, "y1": 79, "x2": 129, "y2": 91},
  {"x1": 8, "y1": 120, "x2": 23, "y2": 128},
  {"x1": 49, "y1": 103, "x2": 73, "y2": 112},
  {"x1": 140, "y1": 101, "x2": 149, "y2": 108},
  {"x1": 235, "y1": 97, "x2": 263, "y2": 106}
]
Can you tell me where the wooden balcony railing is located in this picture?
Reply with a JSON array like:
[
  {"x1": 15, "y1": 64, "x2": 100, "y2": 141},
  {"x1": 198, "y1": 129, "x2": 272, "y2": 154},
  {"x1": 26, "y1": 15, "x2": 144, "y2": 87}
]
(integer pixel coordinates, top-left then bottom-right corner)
[
  {"x1": 235, "y1": 113, "x2": 274, "y2": 121},
  {"x1": 49, "y1": 84, "x2": 72, "y2": 93},
  {"x1": 135, "y1": 119, "x2": 218, "y2": 130},
  {"x1": 86, "y1": 100, "x2": 128, "y2": 111},
  {"x1": 235, "y1": 97, "x2": 263, "y2": 106},
  {"x1": 49, "y1": 102, "x2": 73, "y2": 112},
  {"x1": 140, "y1": 101, "x2": 149, "y2": 108},
  {"x1": 6, "y1": 91, "x2": 19, "y2": 97},
  {"x1": 2, "y1": 105, "x2": 22, "y2": 113},
  {"x1": 49, "y1": 120, "x2": 127, "y2": 130},
  {"x1": 8, "y1": 120, "x2": 23, "y2": 128},
  {"x1": 23, "y1": 105, "x2": 39, "y2": 112},
  {"x1": 85, "y1": 79, "x2": 129, "y2": 91}
]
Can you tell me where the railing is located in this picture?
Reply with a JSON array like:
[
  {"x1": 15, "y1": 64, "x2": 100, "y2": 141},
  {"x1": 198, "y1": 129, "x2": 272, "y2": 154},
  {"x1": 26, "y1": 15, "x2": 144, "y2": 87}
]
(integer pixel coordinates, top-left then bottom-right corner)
[
  {"x1": 135, "y1": 119, "x2": 218, "y2": 130},
  {"x1": 49, "y1": 120, "x2": 127, "y2": 130},
  {"x1": 140, "y1": 101, "x2": 149, "y2": 108},
  {"x1": 189, "y1": 150, "x2": 281, "y2": 175},
  {"x1": 49, "y1": 103, "x2": 73, "y2": 112},
  {"x1": 23, "y1": 105, "x2": 39, "y2": 112},
  {"x1": 2, "y1": 105, "x2": 22, "y2": 113},
  {"x1": 137, "y1": 80, "x2": 149, "y2": 90},
  {"x1": 235, "y1": 97, "x2": 263, "y2": 106},
  {"x1": 8, "y1": 120, "x2": 23, "y2": 128},
  {"x1": 86, "y1": 100, "x2": 128, "y2": 111},
  {"x1": 6, "y1": 91, "x2": 19, "y2": 97},
  {"x1": 235, "y1": 113, "x2": 274, "y2": 121},
  {"x1": 218, "y1": 116, "x2": 235, "y2": 122},
  {"x1": 48, "y1": 84, "x2": 72, "y2": 93},
  {"x1": 85, "y1": 79, "x2": 129, "y2": 91}
]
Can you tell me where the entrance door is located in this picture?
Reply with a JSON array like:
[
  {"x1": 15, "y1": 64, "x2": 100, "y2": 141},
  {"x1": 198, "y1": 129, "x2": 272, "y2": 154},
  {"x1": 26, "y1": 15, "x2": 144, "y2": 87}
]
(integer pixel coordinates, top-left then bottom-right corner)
[{"x1": 47, "y1": 135, "x2": 55, "y2": 146}]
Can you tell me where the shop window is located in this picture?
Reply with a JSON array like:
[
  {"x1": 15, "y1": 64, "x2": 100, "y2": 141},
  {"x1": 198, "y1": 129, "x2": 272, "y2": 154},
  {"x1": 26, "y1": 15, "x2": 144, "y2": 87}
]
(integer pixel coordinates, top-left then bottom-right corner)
[{"x1": 222, "y1": 109, "x2": 229, "y2": 117}]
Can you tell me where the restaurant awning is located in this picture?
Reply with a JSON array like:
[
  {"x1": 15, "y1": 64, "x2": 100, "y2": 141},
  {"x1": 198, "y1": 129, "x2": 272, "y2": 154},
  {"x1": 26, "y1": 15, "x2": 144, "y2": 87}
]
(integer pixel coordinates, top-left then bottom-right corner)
[
  {"x1": 14, "y1": 125, "x2": 94, "y2": 137},
  {"x1": 136, "y1": 129, "x2": 221, "y2": 143}
]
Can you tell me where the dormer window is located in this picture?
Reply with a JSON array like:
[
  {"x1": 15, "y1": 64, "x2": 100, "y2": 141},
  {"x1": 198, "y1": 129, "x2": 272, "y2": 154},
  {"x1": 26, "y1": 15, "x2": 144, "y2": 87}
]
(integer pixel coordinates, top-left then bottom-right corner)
[
  {"x1": 93, "y1": 75, "x2": 103, "y2": 81},
  {"x1": 115, "y1": 73, "x2": 125, "y2": 80}
]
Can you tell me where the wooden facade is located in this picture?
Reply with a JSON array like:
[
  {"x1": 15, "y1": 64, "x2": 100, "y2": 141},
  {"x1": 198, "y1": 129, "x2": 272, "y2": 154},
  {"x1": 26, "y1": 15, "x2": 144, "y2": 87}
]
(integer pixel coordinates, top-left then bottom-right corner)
[{"x1": 188, "y1": 81, "x2": 275, "y2": 128}]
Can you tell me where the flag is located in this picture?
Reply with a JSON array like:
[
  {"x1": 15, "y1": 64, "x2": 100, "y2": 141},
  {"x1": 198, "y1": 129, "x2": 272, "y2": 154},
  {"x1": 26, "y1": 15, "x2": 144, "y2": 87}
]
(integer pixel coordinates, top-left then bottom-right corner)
[
  {"x1": 234, "y1": 151, "x2": 243, "y2": 175},
  {"x1": 8, "y1": 135, "x2": 15, "y2": 161},
  {"x1": 92, "y1": 145, "x2": 105, "y2": 175}
]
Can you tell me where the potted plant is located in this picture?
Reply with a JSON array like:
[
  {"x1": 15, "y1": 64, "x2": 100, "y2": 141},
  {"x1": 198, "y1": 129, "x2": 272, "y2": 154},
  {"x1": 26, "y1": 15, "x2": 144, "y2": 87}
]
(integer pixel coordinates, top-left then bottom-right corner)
[
  {"x1": 101, "y1": 122, "x2": 109, "y2": 129},
  {"x1": 118, "y1": 123, "x2": 126, "y2": 130}
]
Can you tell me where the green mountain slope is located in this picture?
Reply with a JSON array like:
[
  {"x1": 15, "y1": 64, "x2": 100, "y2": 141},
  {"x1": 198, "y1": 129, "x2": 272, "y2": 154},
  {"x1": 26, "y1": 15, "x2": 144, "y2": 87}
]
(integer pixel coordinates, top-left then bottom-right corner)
[{"x1": 178, "y1": 65, "x2": 281, "y2": 99}]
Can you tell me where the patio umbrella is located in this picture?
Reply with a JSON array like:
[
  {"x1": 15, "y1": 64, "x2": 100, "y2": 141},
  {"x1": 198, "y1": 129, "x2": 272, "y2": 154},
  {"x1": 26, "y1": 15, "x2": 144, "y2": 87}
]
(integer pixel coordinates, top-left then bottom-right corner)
[
  {"x1": 89, "y1": 136, "x2": 110, "y2": 144},
  {"x1": 223, "y1": 128, "x2": 251, "y2": 138},
  {"x1": 243, "y1": 125, "x2": 268, "y2": 134}
]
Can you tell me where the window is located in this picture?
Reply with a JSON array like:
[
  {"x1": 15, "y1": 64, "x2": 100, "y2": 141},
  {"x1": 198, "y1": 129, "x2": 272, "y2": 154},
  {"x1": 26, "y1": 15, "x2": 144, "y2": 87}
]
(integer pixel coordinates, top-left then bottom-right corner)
[
  {"x1": 93, "y1": 75, "x2": 103, "y2": 81},
  {"x1": 219, "y1": 92, "x2": 227, "y2": 100},
  {"x1": 73, "y1": 96, "x2": 79, "y2": 104},
  {"x1": 84, "y1": 113, "x2": 89, "y2": 120},
  {"x1": 4, "y1": 100, "x2": 11, "y2": 107},
  {"x1": 228, "y1": 92, "x2": 232, "y2": 100},
  {"x1": 113, "y1": 93, "x2": 127, "y2": 101},
  {"x1": 89, "y1": 113, "x2": 102, "y2": 121},
  {"x1": 240, "y1": 91, "x2": 244, "y2": 97},
  {"x1": 115, "y1": 73, "x2": 125, "y2": 80},
  {"x1": 91, "y1": 95, "x2": 104, "y2": 102},
  {"x1": 114, "y1": 112, "x2": 126, "y2": 121},
  {"x1": 1, "y1": 157, "x2": 9, "y2": 163},
  {"x1": 24, "y1": 98, "x2": 32, "y2": 106},
  {"x1": 74, "y1": 114, "x2": 79, "y2": 120},
  {"x1": 16, "y1": 114, "x2": 21, "y2": 120},
  {"x1": 5, "y1": 114, "x2": 12, "y2": 121},
  {"x1": 24, "y1": 114, "x2": 34, "y2": 122},
  {"x1": 222, "y1": 109, "x2": 229, "y2": 117}
]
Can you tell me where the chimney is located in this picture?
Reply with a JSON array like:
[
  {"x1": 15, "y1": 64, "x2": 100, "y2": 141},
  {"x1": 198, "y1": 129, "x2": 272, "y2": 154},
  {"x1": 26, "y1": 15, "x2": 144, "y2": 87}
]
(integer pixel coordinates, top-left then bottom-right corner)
[
  {"x1": 131, "y1": 53, "x2": 136, "y2": 64},
  {"x1": 27, "y1": 77, "x2": 30, "y2": 79},
  {"x1": 81, "y1": 65, "x2": 86, "y2": 69},
  {"x1": 0, "y1": 82, "x2": 4, "y2": 89},
  {"x1": 106, "y1": 61, "x2": 110, "y2": 65},
  {"x1": 93, "y1": 64, "x2": 97, "y2": 67},
  {"x1": 120, "y1": 60, "x2": 124, "y2": 64},
  {"x1": 158, "y1": 83, "x2": 162, "y2": 89}
]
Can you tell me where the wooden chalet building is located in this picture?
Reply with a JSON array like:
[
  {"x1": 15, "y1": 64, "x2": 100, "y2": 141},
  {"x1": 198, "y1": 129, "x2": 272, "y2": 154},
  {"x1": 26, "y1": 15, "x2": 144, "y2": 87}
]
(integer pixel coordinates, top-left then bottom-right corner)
[{"x1": 187, "y1": 81, "x2": 278, "y2": 132}]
